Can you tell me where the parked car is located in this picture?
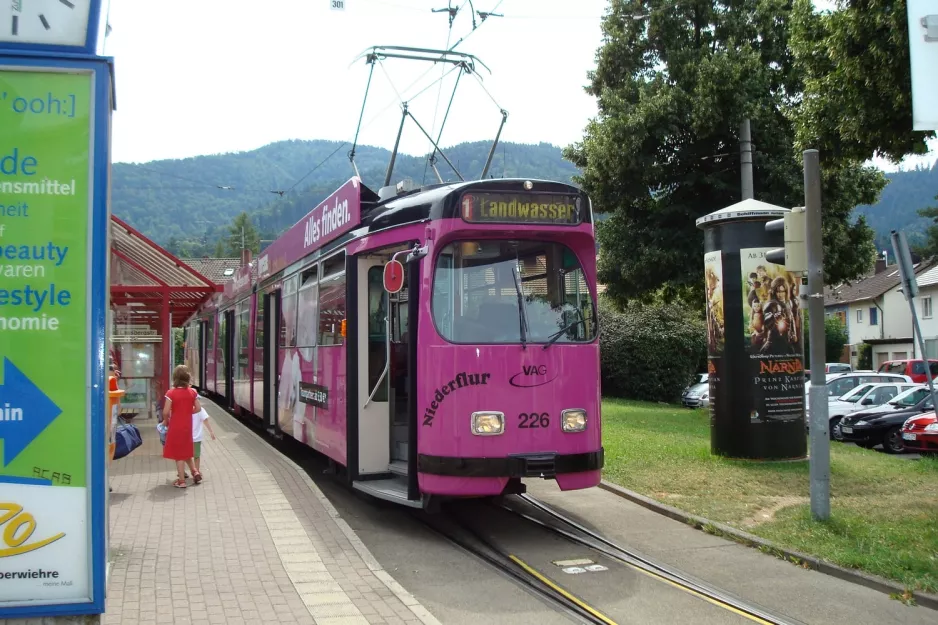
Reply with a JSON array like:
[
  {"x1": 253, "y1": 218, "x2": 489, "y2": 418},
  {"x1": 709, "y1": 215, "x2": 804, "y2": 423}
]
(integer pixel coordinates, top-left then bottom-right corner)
[
  {"x1": 825, "y1": 363, "x2": 852, "y2": 374},
  {"x1": 682, "y1": 374, "x2": 710, "y2": 409},
  {"x1": 877, "y1": 359, "x2": 938, "y2": 383},
  {"x1": 849, "y1": 385, "x2": 934, "y2": 420},
  {"x1": 900, "y1": 412, "x2": 938, "y2": 456},
  {"x1": 823, "y1": 383, "x2": 919, "y2": 440},
  {"x1": 839, "y1": 400, "x2": 933, "y2": 453},
  {"x1": 804, "y1": 372, "x2": 912, "y2": 399}
]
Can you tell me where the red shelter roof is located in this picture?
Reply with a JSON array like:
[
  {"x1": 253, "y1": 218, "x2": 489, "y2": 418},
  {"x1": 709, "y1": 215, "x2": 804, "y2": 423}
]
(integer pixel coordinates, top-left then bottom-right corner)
[{"x1": 109, "y1": 216, "x2": 223, "y2": 327}]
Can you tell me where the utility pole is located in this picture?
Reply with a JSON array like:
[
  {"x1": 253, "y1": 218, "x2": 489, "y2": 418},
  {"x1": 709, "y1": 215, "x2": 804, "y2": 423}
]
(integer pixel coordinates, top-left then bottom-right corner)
[
  {"x1": 740, "y1": 119, "x2": 754, "y2": 200},
  {"x1": 804, "y1": 149, "x2": 830, "y2": 521}
]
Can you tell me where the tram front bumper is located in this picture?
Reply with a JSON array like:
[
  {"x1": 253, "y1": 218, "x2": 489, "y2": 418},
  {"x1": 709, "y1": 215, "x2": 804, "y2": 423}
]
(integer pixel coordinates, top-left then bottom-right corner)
[{"x1": 417, "y1": 448, "x2": 604, "y2": 479}]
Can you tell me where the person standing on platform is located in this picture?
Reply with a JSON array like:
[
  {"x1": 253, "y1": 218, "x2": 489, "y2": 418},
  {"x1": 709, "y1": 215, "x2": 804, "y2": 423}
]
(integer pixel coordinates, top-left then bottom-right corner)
[
  {"x1": 162, "y1": 365, "x2": 201, "y2": 488},
  {"x1": 191, "y1": 406, "x2": 216, "y2": 484}
]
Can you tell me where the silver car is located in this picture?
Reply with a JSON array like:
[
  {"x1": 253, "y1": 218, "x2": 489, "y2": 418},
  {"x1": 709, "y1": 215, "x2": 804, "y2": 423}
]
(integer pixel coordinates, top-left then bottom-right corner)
[{"x1": 682, "y1": 374, "x2": 710, "y2": 409}]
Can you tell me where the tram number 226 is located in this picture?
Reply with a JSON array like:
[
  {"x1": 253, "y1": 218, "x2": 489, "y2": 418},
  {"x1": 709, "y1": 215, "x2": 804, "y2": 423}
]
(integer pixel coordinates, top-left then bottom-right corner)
[{"x1": 518, "y1": 412, "x2": 550, "y2": 429}]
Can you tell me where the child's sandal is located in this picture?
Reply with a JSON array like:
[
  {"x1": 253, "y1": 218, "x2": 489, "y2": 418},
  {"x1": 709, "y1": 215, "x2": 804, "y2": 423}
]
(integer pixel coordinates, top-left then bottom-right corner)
[
  {"x1": 173, "y1": 478, "x2": 187, "y2": 488},
  {"x1": 193, "y1": 471, "x2": 203, "y2": 484}
]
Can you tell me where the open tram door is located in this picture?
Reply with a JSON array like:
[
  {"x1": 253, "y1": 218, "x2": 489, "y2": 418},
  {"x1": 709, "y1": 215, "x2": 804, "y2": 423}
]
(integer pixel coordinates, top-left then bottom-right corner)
[{"x1": 350, "y1": 246, "x2": 423, "y2": 507}]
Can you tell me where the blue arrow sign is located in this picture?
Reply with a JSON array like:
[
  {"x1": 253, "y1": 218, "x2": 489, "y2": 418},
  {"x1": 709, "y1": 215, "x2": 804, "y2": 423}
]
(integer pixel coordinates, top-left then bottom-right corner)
[{"x1": 0, "y1": 358, "x2": 62, "y2": 467}]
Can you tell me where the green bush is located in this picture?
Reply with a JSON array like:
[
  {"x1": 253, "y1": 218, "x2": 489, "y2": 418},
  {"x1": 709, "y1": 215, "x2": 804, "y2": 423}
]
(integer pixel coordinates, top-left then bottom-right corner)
[
  {"x1": 598, "y1": 297, "x2": 706, "y2": 402},
  {"x1": 858, "y1": 343, "x2": 873, "y2": 370}
]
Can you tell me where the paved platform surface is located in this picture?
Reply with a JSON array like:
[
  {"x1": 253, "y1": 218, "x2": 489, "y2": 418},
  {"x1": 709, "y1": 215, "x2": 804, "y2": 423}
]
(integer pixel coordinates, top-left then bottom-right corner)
[{"x1": 101, "y1": 399, "x2": 440, "y2": 625}]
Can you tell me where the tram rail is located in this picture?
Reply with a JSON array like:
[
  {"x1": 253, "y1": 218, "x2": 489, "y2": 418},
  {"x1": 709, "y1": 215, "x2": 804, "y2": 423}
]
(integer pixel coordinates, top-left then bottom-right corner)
[
  {"x1": 412, "y1": 509, "x2": 617, "y2": 625},
  {"x1": 494, "y1": 494, "x2": 801, "y2": 625}
]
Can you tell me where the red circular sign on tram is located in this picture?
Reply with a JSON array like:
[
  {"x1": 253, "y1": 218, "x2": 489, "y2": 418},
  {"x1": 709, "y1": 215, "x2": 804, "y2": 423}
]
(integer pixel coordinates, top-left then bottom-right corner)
[{"x1": 383, "y1": 259, "x2": 404, "y2": 293}]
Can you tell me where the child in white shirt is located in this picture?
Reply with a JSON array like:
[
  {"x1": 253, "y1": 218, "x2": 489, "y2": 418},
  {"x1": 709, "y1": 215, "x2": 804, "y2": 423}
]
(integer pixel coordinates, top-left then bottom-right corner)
[{"x1": 191, "y1": 407, "x2": 216, "y2": 484}]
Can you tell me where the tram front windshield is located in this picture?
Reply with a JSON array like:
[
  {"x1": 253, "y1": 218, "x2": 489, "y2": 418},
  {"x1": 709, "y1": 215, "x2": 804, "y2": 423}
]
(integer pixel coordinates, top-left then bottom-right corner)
[{"x1": 431, "y1": 240, "x2": 597, "y2": 345}]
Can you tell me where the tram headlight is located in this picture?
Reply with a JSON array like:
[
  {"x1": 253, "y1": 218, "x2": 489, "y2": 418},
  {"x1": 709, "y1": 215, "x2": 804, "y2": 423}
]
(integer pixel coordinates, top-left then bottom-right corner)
[
  {"x1": 471, "y1": 411, "x2": 505, "y2": 436},
  {"x1": 561, "y1": 409, "x2": 587, "y2": 433}
]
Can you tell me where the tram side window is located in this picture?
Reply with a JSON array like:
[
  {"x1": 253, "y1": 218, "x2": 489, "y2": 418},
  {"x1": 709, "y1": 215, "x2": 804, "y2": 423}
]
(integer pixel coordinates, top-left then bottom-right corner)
[
  {"x1": 255, "y1": 298, "x2": 264, "y2": 349},
  {"x1": 281, "y1": 275, "x2": 299, "y2": 348},
  {"x1": 205, "y1": 320, "x2": 214, "y2": 358},
  {"x1": 367, "y1": 266, "x2": 389, "y2": 402},
  {"x1": 297, "y1": 265, "x2": 319, "y2": 348},
  {"x1": 236, "y1": 302, "x2": 250, "y2": 379},
  {"x1": 319, "y1": 253, "x2": 346, "y2": 346}
]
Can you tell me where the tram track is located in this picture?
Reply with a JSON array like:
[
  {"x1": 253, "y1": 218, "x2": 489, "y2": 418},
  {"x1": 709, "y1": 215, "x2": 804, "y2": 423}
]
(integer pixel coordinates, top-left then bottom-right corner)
[
  {"x1": 491, "y1": 493, "x2": 800, "y2": 625},
  {"x1": 410, "y1": 508, "x2": 617, "y2": 625}
]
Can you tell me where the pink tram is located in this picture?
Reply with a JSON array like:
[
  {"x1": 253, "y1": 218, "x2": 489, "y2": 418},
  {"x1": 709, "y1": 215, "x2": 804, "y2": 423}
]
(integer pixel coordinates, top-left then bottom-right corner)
[{"x1": 183, "y1": 176, "x2": 603, "y2": 508}]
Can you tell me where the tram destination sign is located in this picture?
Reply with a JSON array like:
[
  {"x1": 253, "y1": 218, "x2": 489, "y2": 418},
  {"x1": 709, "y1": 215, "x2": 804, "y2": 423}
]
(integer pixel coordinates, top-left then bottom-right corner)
[{"x1": 460, "y1": 191, "x2": 583, "y2": 225}]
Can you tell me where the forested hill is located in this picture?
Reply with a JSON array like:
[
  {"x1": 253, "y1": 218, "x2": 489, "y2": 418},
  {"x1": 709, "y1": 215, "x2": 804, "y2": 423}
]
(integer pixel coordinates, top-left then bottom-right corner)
[
  {"x1": 852, "y1": 162, "x2": 938, "y2": 255},
  {"x1": 112, "y1": 139, "x2": 580, "y2": 249},
  {"x1": 112, "y1": 138, "x2": 937, "y2": 257}
]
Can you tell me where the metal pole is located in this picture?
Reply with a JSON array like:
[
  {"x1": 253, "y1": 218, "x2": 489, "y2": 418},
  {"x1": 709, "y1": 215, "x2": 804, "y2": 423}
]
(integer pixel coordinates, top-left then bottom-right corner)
[
  {"x1": 740, "y1": 119, "x2": 754, "y2": 200},
  {"x1": 804, "y1": 149, "x2": 830, "y2": 521},
  {"x1": 891, "y1": 230, "x2": 938, "y2": 411},
  {"x1": 908, "y1": 295, "x2": 938, "y2": 409},
  {"x1": 384, "y1": 104, "x2": 408, "y2": 187}
]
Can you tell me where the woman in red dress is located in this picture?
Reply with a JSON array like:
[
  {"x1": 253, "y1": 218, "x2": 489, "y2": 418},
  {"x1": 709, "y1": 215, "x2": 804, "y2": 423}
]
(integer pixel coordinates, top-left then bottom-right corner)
[{"x1": 162, "y1": 365, "x2": 201, "y2": 488}]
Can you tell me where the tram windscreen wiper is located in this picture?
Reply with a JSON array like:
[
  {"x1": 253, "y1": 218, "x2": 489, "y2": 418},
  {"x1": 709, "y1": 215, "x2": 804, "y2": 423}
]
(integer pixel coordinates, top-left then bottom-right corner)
[
  {"x1": 511, "y1": 266, "x2": 528, "y2": 349},
  {"x1": 543, "y1": 308, "x2": 585, "y2": 350}
]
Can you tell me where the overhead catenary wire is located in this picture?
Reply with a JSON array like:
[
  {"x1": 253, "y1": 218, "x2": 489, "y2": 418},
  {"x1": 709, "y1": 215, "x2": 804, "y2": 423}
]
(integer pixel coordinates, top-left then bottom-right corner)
[{"x1": 257, "y1": 0, "x2": 510, "y2": 201}]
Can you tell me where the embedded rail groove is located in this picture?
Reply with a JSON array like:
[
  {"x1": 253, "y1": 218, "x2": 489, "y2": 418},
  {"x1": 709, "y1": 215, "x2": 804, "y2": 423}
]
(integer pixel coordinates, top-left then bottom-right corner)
[
  {"x1": 497, "y1": 494, "x2": 800, "y2": 625},
  {"x1": 411, "y1": 510, "x2": 617, "y2": 625}
]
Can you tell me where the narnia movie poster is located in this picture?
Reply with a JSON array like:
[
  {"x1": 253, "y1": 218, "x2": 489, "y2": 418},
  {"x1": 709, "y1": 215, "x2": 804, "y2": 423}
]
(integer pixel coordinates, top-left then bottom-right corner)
[
  {"x1": 740, "y1": 248, "x2": 805, "y2": 422},
  {"x1": 704, "y1": 251, "x2": 725, "y2": 357}
]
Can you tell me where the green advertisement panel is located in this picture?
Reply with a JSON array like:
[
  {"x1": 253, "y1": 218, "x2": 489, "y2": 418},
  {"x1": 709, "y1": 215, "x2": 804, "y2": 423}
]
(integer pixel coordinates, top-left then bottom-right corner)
[{"x1": 0, "y1": 69, "x2": 92, "y2": 488}]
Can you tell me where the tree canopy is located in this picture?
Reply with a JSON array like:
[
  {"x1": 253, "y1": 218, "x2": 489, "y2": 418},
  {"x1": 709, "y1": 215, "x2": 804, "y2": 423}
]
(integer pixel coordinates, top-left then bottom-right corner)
[
  {"x1": 915, "y1": 195, "x2": 938, "y2": 259},
  {"x1": 565, "y1": 0, "x2": 887, "y2": 306},
  {"x1": 789, "y1": 0, "x2": 934, "y2": 164}
]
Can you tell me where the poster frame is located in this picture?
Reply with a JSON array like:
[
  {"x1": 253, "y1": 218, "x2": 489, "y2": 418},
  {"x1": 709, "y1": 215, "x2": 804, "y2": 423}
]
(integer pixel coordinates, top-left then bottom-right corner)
[{"x1": 0, "y1": 56, "x2": 113, "y2": 619}]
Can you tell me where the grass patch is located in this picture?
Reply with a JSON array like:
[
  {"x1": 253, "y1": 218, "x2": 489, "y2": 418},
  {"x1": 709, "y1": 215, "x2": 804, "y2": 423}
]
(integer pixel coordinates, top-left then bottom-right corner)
[{"x1": 601, "y1": 398, "x2": 938, "y2": 593}]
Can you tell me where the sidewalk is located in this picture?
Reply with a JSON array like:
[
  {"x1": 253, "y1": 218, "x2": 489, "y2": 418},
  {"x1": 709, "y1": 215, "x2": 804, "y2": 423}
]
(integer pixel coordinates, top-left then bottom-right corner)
[{"x1": 105, "y1": 399, "x2": 441, "y2": 625}]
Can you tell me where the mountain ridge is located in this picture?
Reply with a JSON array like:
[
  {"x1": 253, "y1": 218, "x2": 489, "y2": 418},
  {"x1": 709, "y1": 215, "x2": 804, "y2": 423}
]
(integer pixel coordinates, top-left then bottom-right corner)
[{"x1": 110, "y1": 139, "x2": 937, "y2": 259}]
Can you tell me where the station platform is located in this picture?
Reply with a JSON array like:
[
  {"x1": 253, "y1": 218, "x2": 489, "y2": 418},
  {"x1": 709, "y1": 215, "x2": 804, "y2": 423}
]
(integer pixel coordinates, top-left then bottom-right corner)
[{"x1": 104, "y1": 399, "x2": 441, "y2": 625}]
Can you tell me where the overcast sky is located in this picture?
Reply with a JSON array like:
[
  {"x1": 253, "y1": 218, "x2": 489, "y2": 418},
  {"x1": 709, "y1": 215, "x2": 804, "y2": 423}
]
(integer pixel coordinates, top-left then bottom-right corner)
[{"x1": 104, "y1": 0, "x2": 936, "y2": 173}]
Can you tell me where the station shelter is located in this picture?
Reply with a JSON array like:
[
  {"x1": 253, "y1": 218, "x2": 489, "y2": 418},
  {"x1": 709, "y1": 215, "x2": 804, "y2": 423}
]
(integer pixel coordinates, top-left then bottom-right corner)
[{"x1": 108, "y1": 216, "x2": 238, "y2": 421}]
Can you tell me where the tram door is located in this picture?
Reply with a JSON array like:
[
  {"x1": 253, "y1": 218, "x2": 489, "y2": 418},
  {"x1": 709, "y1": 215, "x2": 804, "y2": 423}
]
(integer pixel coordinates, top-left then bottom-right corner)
[
  {"x1": 353, "y1": 253, "x2": 420, "y2": 506},
  {"x1": 388, "y1": 279, "x2": 410, "y2": 464},
  {"x1": 223, "y1": 309, "x2": 235, "y2": 408},
  {"x1": 263, "y1": 291, "x2": 280, "y2": 432}
]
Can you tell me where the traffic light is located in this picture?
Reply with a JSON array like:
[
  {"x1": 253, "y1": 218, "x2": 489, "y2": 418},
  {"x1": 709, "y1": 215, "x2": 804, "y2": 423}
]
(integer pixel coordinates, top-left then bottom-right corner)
[{"x1": 765, "y1": 206, "x2": 807, "y2": 272}]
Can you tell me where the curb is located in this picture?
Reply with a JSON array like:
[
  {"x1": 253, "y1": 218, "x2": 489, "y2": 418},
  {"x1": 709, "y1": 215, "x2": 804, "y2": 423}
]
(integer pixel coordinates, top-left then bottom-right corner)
[
  {"x1": 212, "y1": 401, "x2": 443, "y2": 625},
  {"x1": 598, "y1": 480, "x2": 938, "y2": 611}
]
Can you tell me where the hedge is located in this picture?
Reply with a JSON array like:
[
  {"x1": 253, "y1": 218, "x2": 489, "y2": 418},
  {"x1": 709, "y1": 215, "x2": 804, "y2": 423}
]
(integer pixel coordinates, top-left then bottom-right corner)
[{"x1": 598, "y1": 297, "x2": 707, "y2": 403}]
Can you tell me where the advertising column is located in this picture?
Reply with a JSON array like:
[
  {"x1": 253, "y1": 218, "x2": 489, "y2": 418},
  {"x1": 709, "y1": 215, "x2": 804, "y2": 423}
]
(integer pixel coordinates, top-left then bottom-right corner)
[
  {"x1": 697, "y1": 201, "x2": 807, "y2": 460},
  {"x1": 0, "y1": 68, "x2": 95, "y2": 604}
]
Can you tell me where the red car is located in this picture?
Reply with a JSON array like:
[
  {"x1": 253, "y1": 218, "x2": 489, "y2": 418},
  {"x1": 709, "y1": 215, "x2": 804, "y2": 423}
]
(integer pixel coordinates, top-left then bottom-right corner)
[
  {"x1": 899, "y1": 412, "x2": 938, "y2": 456},
  {"x1": 878, "y1": 359, "x2": 938, "y2": 384}
]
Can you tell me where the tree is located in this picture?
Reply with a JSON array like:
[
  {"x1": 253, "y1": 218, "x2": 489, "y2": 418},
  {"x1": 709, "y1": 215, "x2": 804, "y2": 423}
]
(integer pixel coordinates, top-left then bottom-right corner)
[
  {"x1": 789, "y1": 0, "x2": 935, "y2": 164},
  {"x1": 564, "y1": 0, "x2": 883, "y2": 306},
  {"x1": 224, "y1": 212, "x2": 261, "y2": 257},
  {"x1": 914, "y1": 194, "x2": 938, "y2": 259},
  {"x1": 803, "y1": 310, "x2": 849, "y2": 368}
]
